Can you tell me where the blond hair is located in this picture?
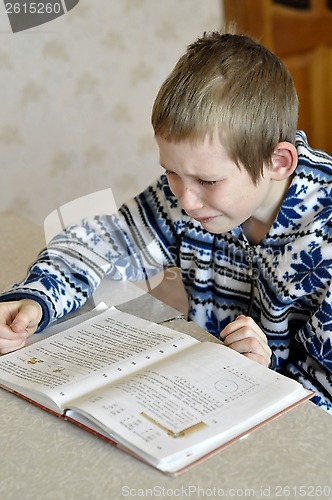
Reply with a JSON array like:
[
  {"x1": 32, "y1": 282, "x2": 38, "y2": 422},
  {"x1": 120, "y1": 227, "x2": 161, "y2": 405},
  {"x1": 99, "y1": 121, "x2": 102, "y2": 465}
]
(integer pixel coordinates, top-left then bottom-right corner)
[{"x1": 151, "y1": 31, "x2": 298, "y2": 183}]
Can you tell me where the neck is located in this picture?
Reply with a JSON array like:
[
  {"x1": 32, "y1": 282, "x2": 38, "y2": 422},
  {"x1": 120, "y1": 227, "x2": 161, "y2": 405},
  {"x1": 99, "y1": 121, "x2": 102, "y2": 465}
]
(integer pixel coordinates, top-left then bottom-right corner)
[{"x1": 243, "y1": 177, "x2": 291, "y2": 245}]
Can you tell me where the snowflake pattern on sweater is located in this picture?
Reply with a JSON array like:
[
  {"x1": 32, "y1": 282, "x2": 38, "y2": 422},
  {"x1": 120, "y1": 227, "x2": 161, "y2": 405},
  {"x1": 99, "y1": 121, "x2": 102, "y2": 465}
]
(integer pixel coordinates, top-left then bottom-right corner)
[{"x1": 1, "y1": 131, "x2": 332, "y2": 414}]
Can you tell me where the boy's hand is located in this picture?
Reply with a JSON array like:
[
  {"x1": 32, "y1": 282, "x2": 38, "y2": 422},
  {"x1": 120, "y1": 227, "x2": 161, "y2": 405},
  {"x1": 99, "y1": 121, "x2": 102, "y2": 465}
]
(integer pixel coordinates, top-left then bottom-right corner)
[
  {"x1": 220, "y1": 315, "x2": 272, "y2": 367},
  {"x1": 0, "y1": 299, "x2": 43, "y2": 354}
]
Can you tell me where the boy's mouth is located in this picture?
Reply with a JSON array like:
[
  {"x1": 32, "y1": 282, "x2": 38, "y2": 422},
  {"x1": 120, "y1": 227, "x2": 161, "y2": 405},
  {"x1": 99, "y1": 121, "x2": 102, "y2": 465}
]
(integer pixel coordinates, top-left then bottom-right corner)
[{"x1": 192, "y1": 216, "x2": 216, "y2": 223}]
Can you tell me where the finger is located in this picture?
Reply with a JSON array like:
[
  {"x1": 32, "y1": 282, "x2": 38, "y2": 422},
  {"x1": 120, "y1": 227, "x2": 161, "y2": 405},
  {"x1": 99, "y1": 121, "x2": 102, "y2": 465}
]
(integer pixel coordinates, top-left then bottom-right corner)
[
  {"x1": 235, "y1": 316, "x2": 268, "y2": 343},
  {"x1": 219, "y1": 315, "x2": 256, "y2": 339},
  {"x1": 225, "y1": 335, "x2": 272, "y2": 360},
  {"x1": 10, "y1": 303, "x2": 41, "y2": 335},
  {"x1": 223, "y1": 328, "x2": 271, "y2": 357},
  {"x1": 243, "y1": 352, "x2": 271, "y2": 368},
  {"x1": 0, "y1": 301, "x2": 33, "y2": 333},
  {"x1": 0, "y1": 303, "x2": 17, "y2": 327},
  {"x1": 220, "y1": 319, "x2": 240, "y2": 339},
  {"x1": 11, "y1": 316, "x2": 36, "y2": 335},
  {"x1": 0, "y1": 335, "x2": 27, "y2": 355},
  {"x1": 0, "y1": 324, "x2": 27, "y2": 341},
  {"x1": 220, "y1": 316, "x2": 268, "y2": 345},
  {"x1": 0, "y1": 300, "x2": 41, "y2": 355}
]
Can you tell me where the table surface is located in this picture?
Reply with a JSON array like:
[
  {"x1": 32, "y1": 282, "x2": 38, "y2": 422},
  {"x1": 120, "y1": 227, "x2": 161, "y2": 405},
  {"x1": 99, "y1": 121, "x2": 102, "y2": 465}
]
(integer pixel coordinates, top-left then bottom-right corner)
[{"x1": 1, "y1": 213, "x2": 332, "y2": 500}]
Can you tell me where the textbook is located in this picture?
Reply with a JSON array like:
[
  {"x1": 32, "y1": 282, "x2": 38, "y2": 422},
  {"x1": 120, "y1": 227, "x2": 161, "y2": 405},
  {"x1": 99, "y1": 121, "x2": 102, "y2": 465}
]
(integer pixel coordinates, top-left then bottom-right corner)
[{"x1": 0, "y1": 307, "x2": 312, "y2": 475}]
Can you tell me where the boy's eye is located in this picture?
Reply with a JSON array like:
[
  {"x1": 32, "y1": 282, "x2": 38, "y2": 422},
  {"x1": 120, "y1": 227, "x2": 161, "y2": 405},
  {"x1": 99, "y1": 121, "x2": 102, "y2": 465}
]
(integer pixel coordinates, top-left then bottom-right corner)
[
  {"x1": 163, "y1": 169, "x2": 217, "y2": 186},
  {"x1": 163, "y1": 169, "x2": 177, "y2": 178},
  {"x1": 198, "y1": 179, "x2": 217, "y2": 186}
]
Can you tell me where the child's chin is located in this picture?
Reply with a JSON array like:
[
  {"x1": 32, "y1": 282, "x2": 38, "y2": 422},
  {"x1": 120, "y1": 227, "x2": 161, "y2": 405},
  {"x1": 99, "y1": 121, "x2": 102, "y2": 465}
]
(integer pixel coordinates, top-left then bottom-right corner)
[{"x1": 201, "y1": 218, "x2": 228, "y2": 234}]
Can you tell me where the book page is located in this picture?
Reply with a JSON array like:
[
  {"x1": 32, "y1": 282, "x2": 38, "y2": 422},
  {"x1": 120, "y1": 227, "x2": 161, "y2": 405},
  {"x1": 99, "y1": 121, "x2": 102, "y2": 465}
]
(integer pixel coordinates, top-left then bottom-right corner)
[
  {"x1": 0, "y1": 307, "x2": 198, "y2": 411},
  {"x1": 67, "y1": 342, "x2": 311, "y2": 472}
]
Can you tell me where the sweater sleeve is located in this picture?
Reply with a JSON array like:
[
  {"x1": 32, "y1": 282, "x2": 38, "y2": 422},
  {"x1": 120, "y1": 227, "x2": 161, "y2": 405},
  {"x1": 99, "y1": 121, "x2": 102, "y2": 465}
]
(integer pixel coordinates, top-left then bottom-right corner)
[
  {"x1": 0, "y1": 176, "x2": 184, "y2": 330},
  {"x1": 286, "y1": 288, "x2": 332, "y2": 414}
]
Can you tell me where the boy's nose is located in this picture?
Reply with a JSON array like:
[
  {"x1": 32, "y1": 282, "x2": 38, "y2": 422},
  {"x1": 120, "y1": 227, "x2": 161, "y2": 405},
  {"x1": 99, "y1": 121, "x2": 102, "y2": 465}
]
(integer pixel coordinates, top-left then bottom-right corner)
[{"x1": 180, "y1": 186, "x2": 203, "y2": 212}]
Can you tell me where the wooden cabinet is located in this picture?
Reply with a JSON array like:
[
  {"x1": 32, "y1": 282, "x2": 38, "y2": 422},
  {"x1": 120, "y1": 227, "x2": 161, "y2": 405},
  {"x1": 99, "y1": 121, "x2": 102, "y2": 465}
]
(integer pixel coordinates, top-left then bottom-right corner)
[{"x1": 223, "y1": 0, "x2": 332, "y2": 154}]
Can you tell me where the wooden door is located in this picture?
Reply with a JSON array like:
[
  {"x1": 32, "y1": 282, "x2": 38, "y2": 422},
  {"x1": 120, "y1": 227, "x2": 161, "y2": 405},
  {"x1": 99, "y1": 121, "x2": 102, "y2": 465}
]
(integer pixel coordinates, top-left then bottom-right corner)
[{"x1": 223, "y1": 0, "x2": 332, "y2": 154}]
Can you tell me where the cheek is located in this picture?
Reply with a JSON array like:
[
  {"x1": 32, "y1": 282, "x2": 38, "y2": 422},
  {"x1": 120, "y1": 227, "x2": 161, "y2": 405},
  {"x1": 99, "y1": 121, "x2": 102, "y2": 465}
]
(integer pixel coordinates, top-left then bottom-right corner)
[
  {"x1": 206, "y1": 185, "x2": 228, "y2": 208},
  {"x1": 167, "y1": 176, "x2": 182, "y2": 197},
  {"x1": 207, "y1": 183, "x2": 249, "y2": 214}
]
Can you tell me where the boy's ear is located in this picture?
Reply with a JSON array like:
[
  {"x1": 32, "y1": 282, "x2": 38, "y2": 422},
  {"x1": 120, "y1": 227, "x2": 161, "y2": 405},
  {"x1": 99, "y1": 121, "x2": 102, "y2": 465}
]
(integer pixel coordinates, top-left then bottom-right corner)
[{"x1": 269, "y1": 142, "x2": 298, "y2": 180}]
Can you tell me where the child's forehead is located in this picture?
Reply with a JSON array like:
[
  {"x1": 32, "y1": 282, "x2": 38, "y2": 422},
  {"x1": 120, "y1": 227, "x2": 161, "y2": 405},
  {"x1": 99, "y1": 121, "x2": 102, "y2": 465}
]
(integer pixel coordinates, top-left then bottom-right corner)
[
  {"x1": 156, "y1": 133, "x2": 228, "y2": 160},
  {"x1": 156, "y1": 134, "x2": 241, "y2": 175},
  {"x1": 158, "y1": 130, "x2": 217, "y2": 147}
]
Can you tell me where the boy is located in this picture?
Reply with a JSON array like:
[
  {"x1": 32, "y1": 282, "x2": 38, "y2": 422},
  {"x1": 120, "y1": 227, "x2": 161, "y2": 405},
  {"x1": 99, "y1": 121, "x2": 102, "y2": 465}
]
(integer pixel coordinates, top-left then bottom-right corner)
[{"x1": 0, "y1": 32, "x2": 331, "y2": 413}]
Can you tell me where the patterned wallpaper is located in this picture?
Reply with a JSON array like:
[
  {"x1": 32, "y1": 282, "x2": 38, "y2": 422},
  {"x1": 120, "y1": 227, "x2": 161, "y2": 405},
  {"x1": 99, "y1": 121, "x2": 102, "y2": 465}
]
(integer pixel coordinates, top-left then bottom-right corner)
[{"x1": 0, "y1": 0, "x2": 222, "y2": 225}]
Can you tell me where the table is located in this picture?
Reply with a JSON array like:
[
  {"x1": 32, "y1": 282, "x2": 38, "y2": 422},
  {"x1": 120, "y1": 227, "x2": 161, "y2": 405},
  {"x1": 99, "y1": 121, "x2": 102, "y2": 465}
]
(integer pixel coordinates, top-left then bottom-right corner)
[{"x1": 1, "y1": 213, "x2": 332, "y2": 500}]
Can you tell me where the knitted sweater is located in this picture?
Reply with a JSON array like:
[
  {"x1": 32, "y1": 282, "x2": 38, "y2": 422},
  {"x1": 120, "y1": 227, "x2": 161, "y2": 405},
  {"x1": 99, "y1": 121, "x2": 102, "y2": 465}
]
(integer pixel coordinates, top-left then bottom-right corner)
[{"x1": 1, "y1": 131, "x2": 332, "y2": 413}]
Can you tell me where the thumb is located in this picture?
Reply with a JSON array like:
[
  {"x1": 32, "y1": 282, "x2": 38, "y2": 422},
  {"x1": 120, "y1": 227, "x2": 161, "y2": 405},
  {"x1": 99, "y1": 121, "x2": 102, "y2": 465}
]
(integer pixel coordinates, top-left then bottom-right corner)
[
  {"x1": 10, "y1": 301, "x2": 42, "y2": 336},
  {"x1": 10, "y1": 317, "x2": 30, "y2": 334}
]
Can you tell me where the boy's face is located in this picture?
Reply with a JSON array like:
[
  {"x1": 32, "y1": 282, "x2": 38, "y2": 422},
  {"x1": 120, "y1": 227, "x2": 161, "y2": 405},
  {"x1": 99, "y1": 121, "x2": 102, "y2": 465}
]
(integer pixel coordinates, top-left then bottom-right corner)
[{"x1": 156, "y1": 134, "x2": 277, "y2": 235}]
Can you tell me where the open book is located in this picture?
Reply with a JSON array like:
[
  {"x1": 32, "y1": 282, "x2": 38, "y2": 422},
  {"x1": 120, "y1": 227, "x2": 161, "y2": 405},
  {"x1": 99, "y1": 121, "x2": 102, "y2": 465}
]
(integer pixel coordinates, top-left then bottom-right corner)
[{"x1": 0, "y1": 307, "x2": 312, "y2": 475}]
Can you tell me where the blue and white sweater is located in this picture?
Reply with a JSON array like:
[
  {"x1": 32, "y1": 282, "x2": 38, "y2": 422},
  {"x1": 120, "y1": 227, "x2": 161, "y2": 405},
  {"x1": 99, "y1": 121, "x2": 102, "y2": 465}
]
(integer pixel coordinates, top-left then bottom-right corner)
[{"x1": 1, "y1": 131, "x2": 332, "y2": 413}]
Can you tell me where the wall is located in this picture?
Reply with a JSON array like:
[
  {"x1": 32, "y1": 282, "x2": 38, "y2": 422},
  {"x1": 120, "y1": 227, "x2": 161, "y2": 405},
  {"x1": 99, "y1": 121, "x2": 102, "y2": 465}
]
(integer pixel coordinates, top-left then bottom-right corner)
[{"x1": 0, "y1": 0, "x2": 222, "y2": 226}]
